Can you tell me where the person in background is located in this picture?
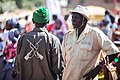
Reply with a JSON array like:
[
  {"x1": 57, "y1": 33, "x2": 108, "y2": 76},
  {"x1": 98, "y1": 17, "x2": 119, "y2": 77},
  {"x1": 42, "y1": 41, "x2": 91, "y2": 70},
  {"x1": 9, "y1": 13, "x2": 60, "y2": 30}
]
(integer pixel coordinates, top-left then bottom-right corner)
[
  {"x1": 0, "y1": 18, "x2": 19, "y2": 80},
  {"x1": 103, "y1": 10, "x2": 113, "y2": 40},
  {"x1": 104, "y1": 10, "x2": 111, "y2": 23},
  {"x1": 64, "y1": 14, "x2": 73, "y2": 30},
  {"x1": 0, "y1": 22, "x2": 4, "y2": 32},
  {"x1": 64, "y1": 14, "x2": 69, "y2": 30},
  {"x1": 112, "y1": 18, "x2": 120, "y2": 42},
  {"x1": 99, "y1": 19, "x2": 109, "y2": 34},
  {"x1": 51, "y1": 19, "x2": 65, "y2": 43},
  {"x1": 24, "y1": 18, "x2": 34, "y2": 33},
  {"x1": 118, "y1": 18, "x2": 120, "y2": 26},
  {"x1": 24, "y1": 15, "x2": 34, "y2": 33},
  {"x1": 0, "y1": 38, "x2": 3, "y2": 56},
  {"x1": 62, "y1": 5, "x2": 120, "y2": 80},
  {"x1": 47, "y1": 14, "x2": 58, "y2": 32},
  {"x1": 110, "y1": 15, "x2": 118, "y2": 32},
  {"x1": 13, "y1": 7, "x2": 64, "y2": 80},
  {"x1": 4, "y1": 38, "x2": 17, "y2": 62},
  {"x1": 1, "y1": 18, "x2": 15, "y2": 56}
]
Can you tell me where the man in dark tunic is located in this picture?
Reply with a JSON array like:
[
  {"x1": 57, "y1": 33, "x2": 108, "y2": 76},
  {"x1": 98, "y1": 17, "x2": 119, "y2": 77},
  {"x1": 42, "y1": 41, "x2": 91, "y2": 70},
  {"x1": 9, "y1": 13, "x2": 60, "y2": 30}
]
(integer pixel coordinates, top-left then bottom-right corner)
[{"x1": 13, "y1": 7, "x2": 64, "y2": 80}]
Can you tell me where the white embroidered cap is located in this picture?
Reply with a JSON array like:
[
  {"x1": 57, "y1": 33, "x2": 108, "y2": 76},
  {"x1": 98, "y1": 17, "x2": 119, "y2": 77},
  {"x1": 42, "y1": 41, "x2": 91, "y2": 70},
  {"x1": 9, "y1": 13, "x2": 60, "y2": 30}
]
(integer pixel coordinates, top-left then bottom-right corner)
[{"x1": 70, "y1": 5, "x2": 90, "y2": 20}]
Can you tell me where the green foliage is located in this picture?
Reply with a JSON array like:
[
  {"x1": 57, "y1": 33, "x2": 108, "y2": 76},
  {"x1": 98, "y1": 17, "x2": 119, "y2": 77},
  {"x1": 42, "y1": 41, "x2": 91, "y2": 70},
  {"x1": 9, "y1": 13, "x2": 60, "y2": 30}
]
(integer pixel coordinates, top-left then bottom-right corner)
[
  {"x1": 22, "y1": 0, "x2": 46, "y2": 9},
  {"x1": 0, "y1": 0, "x2": 46, "y2": 13},
  {"x1": 0, "y1": 1, "x2": 17, "y2": 13}
]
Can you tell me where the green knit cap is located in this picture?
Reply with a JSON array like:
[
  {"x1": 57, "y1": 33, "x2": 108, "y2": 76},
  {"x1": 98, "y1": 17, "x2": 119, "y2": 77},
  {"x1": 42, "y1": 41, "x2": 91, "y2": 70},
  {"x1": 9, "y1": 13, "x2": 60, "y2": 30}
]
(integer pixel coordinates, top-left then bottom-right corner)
[{"x1": 33, "y1": 7, "x2": 50, "y2": 23}]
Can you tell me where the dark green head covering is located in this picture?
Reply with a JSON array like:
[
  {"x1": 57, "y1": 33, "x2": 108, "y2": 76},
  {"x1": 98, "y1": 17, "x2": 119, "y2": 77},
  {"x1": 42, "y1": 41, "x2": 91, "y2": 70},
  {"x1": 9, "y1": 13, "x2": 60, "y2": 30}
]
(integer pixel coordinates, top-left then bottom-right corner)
[{"x1": 33, "y1": 7, "x2": 49, "y2": 23}]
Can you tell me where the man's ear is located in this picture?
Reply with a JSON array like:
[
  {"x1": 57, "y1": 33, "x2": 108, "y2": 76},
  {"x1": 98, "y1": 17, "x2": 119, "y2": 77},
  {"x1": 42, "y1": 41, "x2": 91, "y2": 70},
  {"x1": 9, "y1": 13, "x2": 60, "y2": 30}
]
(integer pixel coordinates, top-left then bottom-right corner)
[
  {"x1": 32, "y1": 19, "x2": 35, "y2": 23},
  {"x1": 46, "y1": 21, "x2": 49, "y2": 24}
]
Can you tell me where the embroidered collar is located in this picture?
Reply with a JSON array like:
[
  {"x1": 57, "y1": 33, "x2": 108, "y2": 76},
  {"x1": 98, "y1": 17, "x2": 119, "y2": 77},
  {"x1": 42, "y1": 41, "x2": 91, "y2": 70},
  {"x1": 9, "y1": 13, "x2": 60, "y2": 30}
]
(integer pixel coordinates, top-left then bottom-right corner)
[{"x1": 32, "y1": 27, "x2": 48, "y2": 33}]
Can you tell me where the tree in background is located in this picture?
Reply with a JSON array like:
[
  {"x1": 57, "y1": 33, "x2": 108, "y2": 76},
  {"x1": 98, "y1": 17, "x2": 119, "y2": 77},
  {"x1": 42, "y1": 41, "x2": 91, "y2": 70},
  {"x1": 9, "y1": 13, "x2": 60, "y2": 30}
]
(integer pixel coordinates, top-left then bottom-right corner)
[
  {"x1": 15, "y1": 0, "x2": 23, "y2": 9},
  {"x1": 0, "y1": 0, "x2": 46, "y2": 14}
]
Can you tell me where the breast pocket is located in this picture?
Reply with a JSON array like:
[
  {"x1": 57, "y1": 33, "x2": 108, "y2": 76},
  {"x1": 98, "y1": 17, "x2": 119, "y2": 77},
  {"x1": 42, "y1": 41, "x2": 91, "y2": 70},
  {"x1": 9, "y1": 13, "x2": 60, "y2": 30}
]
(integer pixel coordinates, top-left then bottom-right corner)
[
  {"x1": 79, "y1": 41, "x2": 93, "y2": 61},
  {"x1": 80, "y1": 41, "x2": 92, "y2": 50}
]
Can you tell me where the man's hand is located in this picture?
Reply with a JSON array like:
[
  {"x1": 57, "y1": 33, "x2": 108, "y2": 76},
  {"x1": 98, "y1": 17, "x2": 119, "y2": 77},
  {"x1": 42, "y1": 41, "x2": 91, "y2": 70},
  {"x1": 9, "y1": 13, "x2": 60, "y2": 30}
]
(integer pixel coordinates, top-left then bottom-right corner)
[{"x1": 83, "y1": 60, "x2": 105, "y2": 80}]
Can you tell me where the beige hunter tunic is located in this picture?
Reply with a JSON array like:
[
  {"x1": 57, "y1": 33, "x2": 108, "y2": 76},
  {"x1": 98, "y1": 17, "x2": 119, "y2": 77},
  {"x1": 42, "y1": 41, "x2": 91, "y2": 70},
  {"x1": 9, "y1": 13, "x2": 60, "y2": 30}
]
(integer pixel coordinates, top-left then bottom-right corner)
[{"x1": 62, "y1": 24, "x2": 119, "y2": 80}]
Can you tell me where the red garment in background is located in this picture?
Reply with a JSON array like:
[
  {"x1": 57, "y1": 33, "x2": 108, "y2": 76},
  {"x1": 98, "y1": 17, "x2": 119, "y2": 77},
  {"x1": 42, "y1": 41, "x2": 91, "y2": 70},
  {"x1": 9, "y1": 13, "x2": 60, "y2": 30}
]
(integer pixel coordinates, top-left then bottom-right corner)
[
  {"x1": 4, "y1": 43, "x2": 17, "y2": 62},
  {"x1": 47, "y1": 23, "x2": 55, "y2": 32}
]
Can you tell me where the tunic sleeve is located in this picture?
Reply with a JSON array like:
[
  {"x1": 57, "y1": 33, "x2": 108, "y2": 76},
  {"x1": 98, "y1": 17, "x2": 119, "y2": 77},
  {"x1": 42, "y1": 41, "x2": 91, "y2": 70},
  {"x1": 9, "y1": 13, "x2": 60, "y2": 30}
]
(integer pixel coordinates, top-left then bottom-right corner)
[
  {"x1": 50, "y1": 35, "x2": 64, "y2": 75},
  {"x1": 95, "y1": 29, "x2": 120, "y2": 55},
  {"x1": 14, "y1": 36, "x2": 23, "y2": 75}
]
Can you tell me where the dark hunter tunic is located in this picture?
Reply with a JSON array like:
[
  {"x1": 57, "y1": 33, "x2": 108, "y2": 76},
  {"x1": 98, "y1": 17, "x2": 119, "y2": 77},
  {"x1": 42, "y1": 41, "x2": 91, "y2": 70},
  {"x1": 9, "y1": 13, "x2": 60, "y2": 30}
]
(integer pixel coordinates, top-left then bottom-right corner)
[{"x1": 14, "y1": 27, "x2": 64, "y2": 80}]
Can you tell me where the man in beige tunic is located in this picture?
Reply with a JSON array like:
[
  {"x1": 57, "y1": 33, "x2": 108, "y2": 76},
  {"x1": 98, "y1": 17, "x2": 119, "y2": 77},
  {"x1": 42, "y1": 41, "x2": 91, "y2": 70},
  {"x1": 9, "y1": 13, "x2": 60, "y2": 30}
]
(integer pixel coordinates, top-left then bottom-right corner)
[{"x1": 62, "y1": 5, "x2": 120, "y2": 80}]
